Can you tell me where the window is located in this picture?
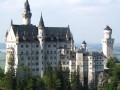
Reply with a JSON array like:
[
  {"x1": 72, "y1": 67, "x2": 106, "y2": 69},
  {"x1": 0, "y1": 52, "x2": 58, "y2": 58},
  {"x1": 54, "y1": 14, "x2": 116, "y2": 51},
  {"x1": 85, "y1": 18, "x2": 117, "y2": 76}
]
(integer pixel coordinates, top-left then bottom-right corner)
[
  {"x1": 32, "y1": 68, "x2": 35, "y2": 71},
  {"x1": 36, "y1": 51, "x2": 39, "y2": 54},
  {"x1": 36, "y1": 68, "x2": 39, "y2": 71},
  {"x1": 51, "y1": 51, "x2": 52, "y2": 53},
  {"x1": 67, "y1": 50, "x2": 69, "y2": 54},
  {"x1": 67, "y1": 62, "x2": 69, "y2": 65},
  {"x1": 26, "y1": 45, "x2": 28, "y2": 48},
  {"x1": 42, "y1": 56, "x2": 43, "y2": 59},
  {"x1": 54, "y1": 56, "x2": 56, "y2": 59},
  {"x1": 36, "y1": 57, "x2": 38, "y2": 60},
  {"x1": 36, "y1": 62, "x2": 39, "y2": 65},
  {"x1": 64, "y1": 45, "x2": 67, "y2": 48},
  {"x1": 21, "y1": 51, "x2": 23, "y2": 54},
  {"x1": 45, "y1": 56, "x2": 47, "y2": 60},
  {"x1": 63, "y1": 62, "x2": 65, "y2": 65},
  {"x1": 59, "y1": 51, "x2": 61, "y2": 53},
  {"x1": 41, "y1": 50, "x2": 43, "y2": 53},
  {"x1": 54, "y1": 51, "x2": 56, "y2": 53},
  {"x1": 48, "y1": 45, "x2": 51, "y2": 47},
  {"x1": 47, "y1": 51, "x2": 49, "y2": 53},
  {"x1": 67, "y1": 56, "x2": 69, "y2": 59},
  {"x1": 36, "y1": 45, "x2": 39, "y2": 47},
  {"x1": 50, "y1": 57, "x2": 52, "y2": 59},
  {"x1": 26, "y1": 51, "x2": 28, "y2": 54},
  {"x1": 53, "y1": 45, "x2": 56, "y2": 47},
  {"x1": 21, "y1": 57, "x2": 24, "y2": 60},
  {"x1": 21, "y1": 45, "x2": 23, "y2": 48},
  {"x1": 28, "y1": 63, "x2": 30, "y2": 66},
  {"x1": 28, "y1": 57, "x2": 30, "y2": 60}
]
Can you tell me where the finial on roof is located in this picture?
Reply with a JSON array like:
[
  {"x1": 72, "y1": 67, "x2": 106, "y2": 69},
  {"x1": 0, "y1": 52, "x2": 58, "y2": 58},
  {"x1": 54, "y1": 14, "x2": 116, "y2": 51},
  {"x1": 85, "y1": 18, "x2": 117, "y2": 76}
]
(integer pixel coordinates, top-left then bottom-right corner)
[{"x1": 11, "y1": 19, "x2": 13, "y2": 25}]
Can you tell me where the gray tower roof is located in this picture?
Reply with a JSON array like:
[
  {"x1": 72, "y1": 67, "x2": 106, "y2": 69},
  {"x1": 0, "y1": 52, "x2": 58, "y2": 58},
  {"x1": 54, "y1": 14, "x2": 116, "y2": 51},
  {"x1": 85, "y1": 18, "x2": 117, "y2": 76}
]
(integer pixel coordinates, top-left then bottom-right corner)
[
  {"x1": 39, "y1": 14, "x2": 44, "y2": 27},
  {"x1": 24, "y1": 0, "x2": 30, "y2": 12},
  {"x1": 82, "y1": 40, "x2": 86, "y2": 44},
  {"x1": 104, "y1": 25, "x2": 112, "y2": 31}
]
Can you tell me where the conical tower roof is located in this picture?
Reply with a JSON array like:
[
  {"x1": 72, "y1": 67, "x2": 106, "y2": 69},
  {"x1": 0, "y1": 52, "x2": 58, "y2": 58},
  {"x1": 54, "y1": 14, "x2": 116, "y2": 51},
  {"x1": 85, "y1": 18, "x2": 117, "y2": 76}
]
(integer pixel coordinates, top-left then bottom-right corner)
[
  {"x1": 39, "y1": 13, "x2": 44, "y2": 27},
  {"x1": 104, "y1": 25, "x2": 112, "y2": 31}
]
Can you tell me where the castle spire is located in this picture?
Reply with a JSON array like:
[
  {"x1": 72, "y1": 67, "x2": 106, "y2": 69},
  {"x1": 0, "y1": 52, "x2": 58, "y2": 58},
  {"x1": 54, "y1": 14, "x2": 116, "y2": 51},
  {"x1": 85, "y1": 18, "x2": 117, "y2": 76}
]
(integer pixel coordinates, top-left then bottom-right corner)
[
  {"x1": 11, "y1": 19, "x2": 13, "y2": 25},
  {"x1": 24, "y1": 0, "x2": 30, "y2": 12},
  {"x1": 22, "y1": 0, "x2": 32, "y2": 25},
  {"x1": 39, "y1": 13, "x2": 44, "y2": 28}
]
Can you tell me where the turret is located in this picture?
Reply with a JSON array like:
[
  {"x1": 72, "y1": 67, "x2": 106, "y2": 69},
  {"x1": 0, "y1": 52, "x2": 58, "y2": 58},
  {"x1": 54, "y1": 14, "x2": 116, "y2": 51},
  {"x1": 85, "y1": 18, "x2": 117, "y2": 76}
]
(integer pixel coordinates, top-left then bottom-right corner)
[
  {"x1": 38, "y1": 14, "x2": 45, "y2": 77},
  {"x1": 104, "y1": 25, "x2": 112, "y2": 39},
  {"x1": 16, "y1": 30, "x2": 19, "y2": 44},
  {"x1": 38, "y1": 14, "x2": 45, "y2": 38},
  {"x1": 22, "y1": 0, "x2": 32, "y2": 25},
  {"x1": 81, "y1": 40, "x2": 87, "y2": 51},
  {"x1": 101, "y1": 25, "x2": 114, "y2": 58}
]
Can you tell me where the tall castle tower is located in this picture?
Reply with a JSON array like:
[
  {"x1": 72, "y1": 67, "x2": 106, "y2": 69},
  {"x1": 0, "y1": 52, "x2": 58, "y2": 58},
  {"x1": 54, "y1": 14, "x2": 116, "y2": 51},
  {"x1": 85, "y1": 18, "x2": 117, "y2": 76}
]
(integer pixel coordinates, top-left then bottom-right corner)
[
  {"x1": 101, "y1": 25, "x2": 114, "y2": 58},
  {"x1": 22, "y1": 0, "x2": 32, "y2": 25}
]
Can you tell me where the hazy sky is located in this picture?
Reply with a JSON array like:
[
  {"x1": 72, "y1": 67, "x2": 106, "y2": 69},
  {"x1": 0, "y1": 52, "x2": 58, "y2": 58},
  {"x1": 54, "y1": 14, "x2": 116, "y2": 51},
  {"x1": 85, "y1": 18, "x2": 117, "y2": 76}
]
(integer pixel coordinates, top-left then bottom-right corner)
[{"x1": 0, "y1": 0, "x2": 120, "y2": 44}]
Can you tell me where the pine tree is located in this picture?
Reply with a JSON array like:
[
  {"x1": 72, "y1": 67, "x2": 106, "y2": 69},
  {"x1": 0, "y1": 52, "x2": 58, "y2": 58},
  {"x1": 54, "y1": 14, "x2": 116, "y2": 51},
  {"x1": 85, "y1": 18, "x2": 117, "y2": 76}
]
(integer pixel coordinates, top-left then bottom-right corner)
[{"x1": 4, "y1": 51, "x2": 16, "y2": 90}]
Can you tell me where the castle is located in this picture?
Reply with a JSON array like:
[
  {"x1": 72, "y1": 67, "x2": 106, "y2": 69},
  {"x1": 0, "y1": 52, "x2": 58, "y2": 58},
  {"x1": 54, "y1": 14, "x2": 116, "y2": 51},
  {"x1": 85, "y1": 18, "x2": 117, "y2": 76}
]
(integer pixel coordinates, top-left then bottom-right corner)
[{"x1": 5, "y1": 0, "x2": 114, "y2": 87}]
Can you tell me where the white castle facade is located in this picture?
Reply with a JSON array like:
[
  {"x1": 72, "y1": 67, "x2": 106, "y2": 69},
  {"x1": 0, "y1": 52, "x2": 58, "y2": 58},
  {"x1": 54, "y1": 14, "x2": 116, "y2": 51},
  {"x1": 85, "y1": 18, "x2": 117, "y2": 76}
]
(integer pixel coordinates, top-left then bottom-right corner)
[{"x1": 5, "y1": 0, "x2": 114, "y2": 86}]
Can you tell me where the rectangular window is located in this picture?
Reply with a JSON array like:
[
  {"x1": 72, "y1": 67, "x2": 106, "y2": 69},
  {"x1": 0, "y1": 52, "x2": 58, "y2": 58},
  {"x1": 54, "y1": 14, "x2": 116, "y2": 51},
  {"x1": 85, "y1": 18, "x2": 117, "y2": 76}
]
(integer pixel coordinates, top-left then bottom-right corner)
[
  {"x1": 36, "y1": 57, "x2": 38, "y2": 60},
  {"x1": 53, "y1": 45, "x2": 56, "y2": 47},
  {"x1": 21, "y1": 51, "x2": 23, "y2": 54},
  {"x1": 36, "y1": 62, "x2": 39, "y2": 65},
  {"x1": 21, "y1": 45, "x2": 23, "y2": 48},
  {"x1": 32, "y1": 68, "x2": 35, "y2": 71},
  {"x1": 26, "y1": 51, "x2": 28, "y2": 54},
  {"x1": 50, "y1": 57, "x2": 52, "y2": 59},
  {"x1": 28, "y1": 63, "x2": 30, "y2": 66},
  {"x1": 48, "y1": 45, "x2": 51, "y2": 47},
  {"x1": 51, "y1": 51, "x2": 52, "y2": 53},
  {"x1": 36, "y1": 68, "x2": 39, "y2": 71},
  {"x1": 28, "y1": 57, "x2": 30, "y2": 60},
  {"x1": 54, "y1": 51, "x2": 56, "y2": 53},
  {"x1": 36, "y1": 45, "x2": 39, "y2": 47},
  {"x1": 64, "y1": 45, "x2": 67, "y2": 48},
  {"x1": 26, "y1": 45, "x2": 28, "y2": 48},
  {"x1": 54, "y1": 56, "x2": 56, "y2": 59},
  {"x1": 36, "y1": 51, "x2": 39, "y2": 54}
]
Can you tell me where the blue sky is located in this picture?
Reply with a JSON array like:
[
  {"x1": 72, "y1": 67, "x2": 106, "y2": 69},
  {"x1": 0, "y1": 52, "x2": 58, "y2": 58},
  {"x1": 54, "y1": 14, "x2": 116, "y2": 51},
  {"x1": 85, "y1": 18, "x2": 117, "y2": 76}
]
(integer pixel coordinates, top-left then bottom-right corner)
[{"x1": 0, "y1": 0, "x2": 120, "y2": 44}]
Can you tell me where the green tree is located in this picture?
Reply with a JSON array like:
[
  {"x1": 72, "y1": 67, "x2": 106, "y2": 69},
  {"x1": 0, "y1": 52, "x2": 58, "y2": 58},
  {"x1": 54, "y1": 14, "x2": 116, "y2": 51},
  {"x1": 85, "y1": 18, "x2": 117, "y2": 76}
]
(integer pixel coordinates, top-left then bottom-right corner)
[
  {"x1": 71, "y1": 68, "x2": 81, "y2": 90},
  {"x1": 107, "y1": 57, "x2": 116, "y2": 69},
  {"x1": 4, "y1": 52, "x2": 16, "y2": 90}
]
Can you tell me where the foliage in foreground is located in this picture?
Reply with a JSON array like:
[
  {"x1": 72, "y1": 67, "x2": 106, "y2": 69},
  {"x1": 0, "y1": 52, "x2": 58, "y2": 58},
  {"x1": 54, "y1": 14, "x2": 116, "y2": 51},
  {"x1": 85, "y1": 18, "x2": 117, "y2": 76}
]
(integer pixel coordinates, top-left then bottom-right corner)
[{"x1": 98, "y1": 57, "x2": 120, "y2": 90}]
